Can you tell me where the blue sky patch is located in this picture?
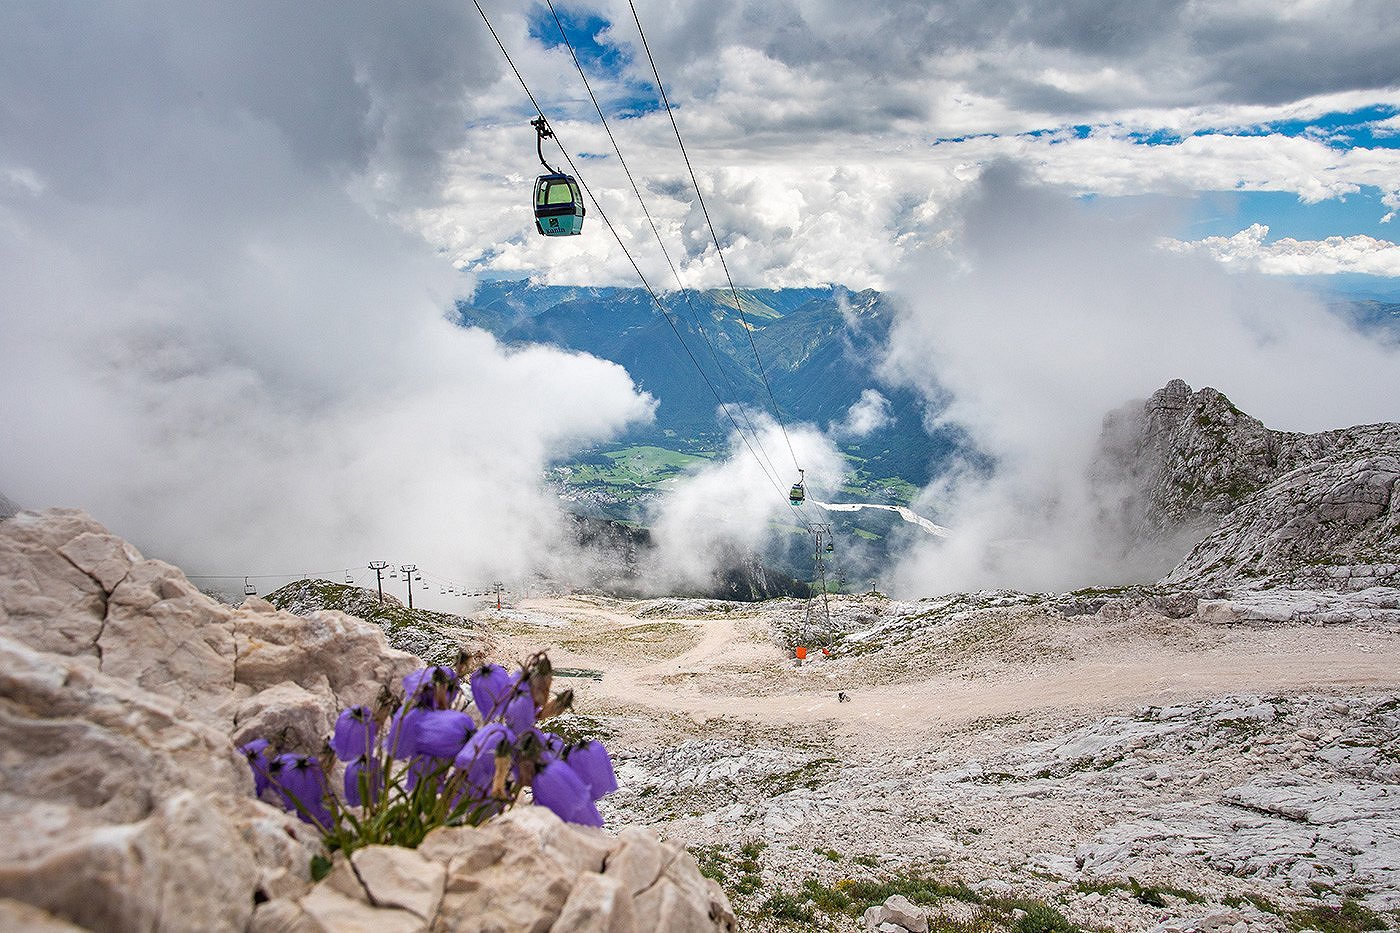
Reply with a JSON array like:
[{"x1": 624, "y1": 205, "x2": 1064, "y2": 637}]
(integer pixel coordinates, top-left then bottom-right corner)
[
  {"x1": 1183, "y1": 189, "x2": 1395, "y2": 242},
  {"x1": 527, "y1": 3, "x2": 663, "y2": 118},
  {"x1": 1192, "y1": 104, "x2": 1400, "y2": 150}
]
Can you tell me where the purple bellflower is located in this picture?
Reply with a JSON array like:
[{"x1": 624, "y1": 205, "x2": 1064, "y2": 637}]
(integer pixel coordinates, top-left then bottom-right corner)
[
  {"x1": 454, "y1": 721, "x2": 513, "y2": 795},
  {"x1": 384, "y1": 707, "x2": 424, "y2": 759},
  {"x1": 269, "y1": 753, "x2": 332, "y2": 830},
  {"x1": 563, "y1": 740, "x2": 618, "y2": 800},
  {"x1": 504, "y1": 687, "x2": 537, "y2": 733},
  {"x1": 403, "y1": 666, "x2": 460, "y2": 710},
  {"x1": 532, "y1": 759, "x2": 604, "y2": 827},
  {"x1": 469, "y1": 664, "x2": 515, "y2": 719},
  {"x1": 344, "y1": 755, "x2": 382, "y2": 807},
  {"x1": 414, "y1": 709, "x2": 476, "y2": 760},
  {"x1": 240, "y1": 738, "x2": 272, "y2": 796},
  {"x1": 331, "y1": 706, "x2": 376, "y2": 762}
]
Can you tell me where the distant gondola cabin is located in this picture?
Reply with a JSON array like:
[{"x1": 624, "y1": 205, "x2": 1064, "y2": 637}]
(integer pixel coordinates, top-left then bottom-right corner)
[{"x1": 534, "y1": 173, "x2": 585, "y2": 236}]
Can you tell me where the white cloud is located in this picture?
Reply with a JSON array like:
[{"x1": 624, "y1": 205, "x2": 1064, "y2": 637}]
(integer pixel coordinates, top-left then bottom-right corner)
[
  {"x1": 643, "y1": 416, "x2": 847, "y2": 593},
  {"x1": 1163, "y1": 224, "x2": 1400, "y2": 275},
  {"x1": 879, "y1": 165, "x2": 1400, "y2": 596},
  {"x1": 0, "y1": 2, "x2": 655, "y2": 595},
  {"x1": 831, "y1": 390, "x2": 892, "y2": 438},
  {"x1": 416, "y1": 2, "x2": 1400, "y2": 287}
]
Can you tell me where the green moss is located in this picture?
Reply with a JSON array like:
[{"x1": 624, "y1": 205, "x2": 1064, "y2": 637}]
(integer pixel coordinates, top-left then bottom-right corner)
[
  {"x1": 1008, "y1": 901, "x2": 1080, "y2": 933},
  {"x1": 760, "y1": 891, "x2": 815, "y2": 923},
  {"x1": 544, "y1": 713, "x2": 614, "y2": 745},
  {"x1": 1288, "y1": 897, "x2": 1388, "y2": 932},
  {"x1": 761, "y1": 758, "x2": 840, "y2": 796}
]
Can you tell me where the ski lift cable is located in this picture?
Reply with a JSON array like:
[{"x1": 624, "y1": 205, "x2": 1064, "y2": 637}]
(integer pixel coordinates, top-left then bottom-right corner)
[
  {"x1": 541, "y1": 0, "x2": 789, "y2": 492},
  {"x1": 472, "y1": 0, "x2": 810, "y2": 527},
  {"x1": 627, "y1": 0, "x2": 803, "y2": 476}
]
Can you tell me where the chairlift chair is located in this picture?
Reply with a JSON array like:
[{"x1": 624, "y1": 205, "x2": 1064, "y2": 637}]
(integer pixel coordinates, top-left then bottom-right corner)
[{"x1": 243, "y1": 577, "x2": 256, "y2": 596}]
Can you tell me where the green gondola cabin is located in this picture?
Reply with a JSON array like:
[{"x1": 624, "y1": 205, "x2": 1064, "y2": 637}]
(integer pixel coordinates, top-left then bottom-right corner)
[{"x1": 534, "y1": 172, "x2": 585, "y2": 236}]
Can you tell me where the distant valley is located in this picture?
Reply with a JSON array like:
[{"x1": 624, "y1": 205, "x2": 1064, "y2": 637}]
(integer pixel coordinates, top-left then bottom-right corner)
[{"x1": 455, "y1": 281, "x2": 959, "y2": 563}]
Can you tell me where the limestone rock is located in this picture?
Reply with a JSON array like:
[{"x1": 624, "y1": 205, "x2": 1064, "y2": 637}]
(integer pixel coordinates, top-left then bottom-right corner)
[
  {"x1": 0, "y1": 510, "x2": 734, "y2": 931},
  {"x1": 232, "y1": 604, "x2": 419, "y2": 713},
  {"x1": 604, "y1": 826, "x2": 664, "y2": 895},
  {"x1": 232, "y1": 681, "x2": 338, "y2": 752},
  {"x1": 299, "y1": 883, "x2": 425, "y2": 933},
  {"x1": 0, "y1": 631, "x2": 318, "y2": 931},
  {"x1": 1165, "y1": 453, "x2": 1399, "y2": 590},
  {"x1": 351, "y1": 846, "x2": 445, "y2": 921},
  {"x1": 862, "y1": 894, "x2": 929, "y2": 932},
  {"x1": 551, "y1": 873, "x2": 637, "y2": 933},
  {"x1": 1091, "y1": 380, "x2": 1400, "y2": 588},
  {"x1": 0, "y1": 897, "x2": 88, "y2": 930}
]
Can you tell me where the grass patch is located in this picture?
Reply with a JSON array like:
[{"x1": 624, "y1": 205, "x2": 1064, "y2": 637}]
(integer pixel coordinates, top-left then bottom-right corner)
[
  {"x1": 761, "y1": 758, "x2": 839, "y2": 796},
  {"x1": 760, "y1": 891, "x2": 815, "y2": 923},
  {"x1": 1289, "y1": 897, "x2": 1388, "y2": 932},
  {"x1": 689, "y1": 842, "x2": 766, "y2": 899},
  {"x1": 830, "y1": 870, "x2": 983, "y2": 915},
  {"x1": 1006, "y1": 901, "x2": 1080, "y2": 933},
  {"x1": 1216, "y1": 717, "x2": 1267, "y2": 736},
  {"x1": 545, "y1": 713, "x2": 614, "y2": 744},
  {"x1": 1074, "y1": 877, "x2": 1207, "y2": 907},
  {"x1": 760, "y1": 869, "x2": 1093, "y2": 933}
]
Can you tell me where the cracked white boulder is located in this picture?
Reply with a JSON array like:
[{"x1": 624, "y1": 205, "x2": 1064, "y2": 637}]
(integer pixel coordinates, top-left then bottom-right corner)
[
  {"x1": 255, "y1": 809, "x2": 734, "y2": 933},
  {"x1": 0, "y1": 509, "x2": 735, "y2": 932}
]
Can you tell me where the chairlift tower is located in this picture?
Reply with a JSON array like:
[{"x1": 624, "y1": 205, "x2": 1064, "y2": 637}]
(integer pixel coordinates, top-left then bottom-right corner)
[
  {"x1": 400, "y1": 565, "x2": 417, "y2": 610},
  {"x1": 367, "y1": 561, "x2": 390, "y2": 604}
]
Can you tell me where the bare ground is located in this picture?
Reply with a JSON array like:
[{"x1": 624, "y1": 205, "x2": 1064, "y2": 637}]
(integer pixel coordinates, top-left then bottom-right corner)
[{"x1": 476, "y1": 593, "x2": 1400, "y2": 932}]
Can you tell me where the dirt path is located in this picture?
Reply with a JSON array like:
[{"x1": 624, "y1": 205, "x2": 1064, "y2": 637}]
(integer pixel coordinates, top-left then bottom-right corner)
[{"x1": 497, "y1": 596, "x2": 1400, "y2": 748}]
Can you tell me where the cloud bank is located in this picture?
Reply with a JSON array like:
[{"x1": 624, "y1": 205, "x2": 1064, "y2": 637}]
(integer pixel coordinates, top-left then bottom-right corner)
[
  {"x1": 643, "y1": 417, "x2": 847, "y2": 594},
  {"x1": 879, "y1": 165, "x2": 1400, "y2": 596},
  {"x1": 418, "y1": 1, "x2": 1400, "y2": 288},
  {"x1": 0, "y1": 2, "x2": 654, "y2": 597},
  {"x1": 1164, "y1": 224, "x2": 1400, "y2": 276}
]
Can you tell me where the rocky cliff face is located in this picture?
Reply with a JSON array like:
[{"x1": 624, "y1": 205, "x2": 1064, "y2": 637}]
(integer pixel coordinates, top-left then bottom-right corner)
[
  {"x1": 1092, "y1": 380, "x2": 1399, "y2": 590},
  {"x1": 0, "y1": 509, "x2": 733, "y2": 932}
]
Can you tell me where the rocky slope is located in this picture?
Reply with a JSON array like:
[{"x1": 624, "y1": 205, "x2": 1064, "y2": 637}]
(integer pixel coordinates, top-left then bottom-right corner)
[
  {"x1": 264, "y1": 578, "x2": 495, "y2": 665},
  {"x1": 1093, "y1": 379, "x2": 1399, "y2": 589},
  {"x1": 504, "y1": 590, "x2": 1400, "y2": 933},
  {"x1": 0, "y1": 508, "x2": 733, "y2": 932}
]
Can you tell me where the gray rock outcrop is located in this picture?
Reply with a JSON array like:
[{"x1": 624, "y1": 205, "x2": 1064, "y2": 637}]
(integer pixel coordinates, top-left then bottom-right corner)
[
  {"x1": 863, "y1": 894, "x2": 929, "y2": 932},
  {"x1": 1092, "y1": 379, "x2": 1400, "y2": 589},
  {"x1": 0, "y1": 491, "x2": 19, "y2": 520},
  {"x1": 256, "y1": 809, "x2": 736, "y2": 933},
  {"x1": 263, "y1": 578, "x2": 495, "y2": 666},
  {"x1": 0, "y1": 509, "x2": 732, "y2": 932}
]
